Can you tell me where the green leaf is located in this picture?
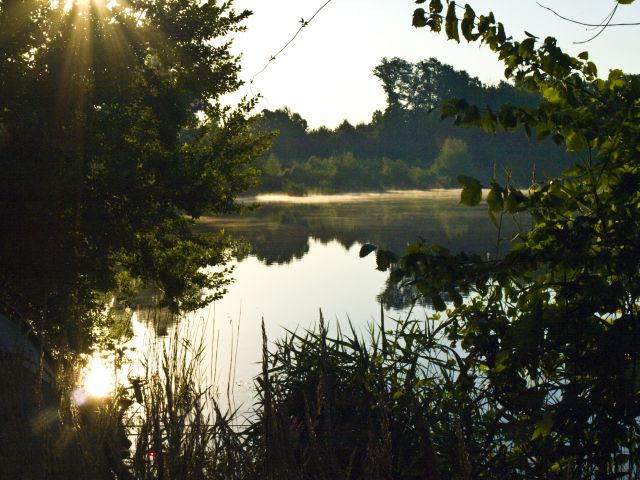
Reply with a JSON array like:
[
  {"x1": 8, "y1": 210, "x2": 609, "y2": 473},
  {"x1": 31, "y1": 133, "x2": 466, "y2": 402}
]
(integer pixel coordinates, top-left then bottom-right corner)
[
  {"x1": 488, "y1": 209, "x2": 499, "y2": 228},
  {"x1": 532, "y1": 412, "x2": 554, "y2": 440},
  {"x1": 564, "y1": 164, "x2": 586, "y2": 177},
  {"x1": 359, "y1": 243, "x2": 377, "y2": 258},
  {"x1": 412, "y1": 8, "x2": 428, "y2": 28},
  {"x1": 487, "y1": 187, "x2": 503, "y2": 212},
  {"x1": 541, "y1": 86, "x2": 563, "y2": 104},
  {"x1": 461, "y1": 5, "x2": 476, "y2": 42},
  {"x1": 445, "y1": 2, "x2": 460, "y2": 42},
  {"x1": 494, "y1": 350, "x2": 509, "y2": 372},
  {"x1": 457, "y1": 175, "x2": 479, "y2": 188},
  {"x1": 608, "y1": 68, "x2": 625, "y2": 88},
  {"x1": 458, "y1": 175, "x2": 482, "y2": 206},
  {"x1": 519, "y1": 37, "x2": 535, "y2": 59},
  {"x1": 504, "y1": 188, "x2": 526, "y2": 213},
  {"x1": 429, "y1": 0, "x2": 443, "y2": 14},
  {"x1": 565, "y1": 131, "x2": 587, "y2": 152}
]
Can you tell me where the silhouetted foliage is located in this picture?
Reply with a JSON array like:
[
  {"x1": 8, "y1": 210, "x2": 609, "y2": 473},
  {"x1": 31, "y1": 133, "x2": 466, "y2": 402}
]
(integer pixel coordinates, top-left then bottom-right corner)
[
  {"x1": 361, "y1": 1, "x2": 640, "y2": 477},
  {"x1": 0, "y1": 0, "x2": 268, "y2": 343},
  {"x1": 252, "y1": 57, "x2": 572, "y2": 194}
]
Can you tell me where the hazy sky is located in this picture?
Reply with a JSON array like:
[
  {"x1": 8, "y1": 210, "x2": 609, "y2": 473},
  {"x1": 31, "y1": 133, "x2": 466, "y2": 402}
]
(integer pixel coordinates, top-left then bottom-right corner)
[{"x1": 227, "y1": 1, "x2": 639, "y2": 129}]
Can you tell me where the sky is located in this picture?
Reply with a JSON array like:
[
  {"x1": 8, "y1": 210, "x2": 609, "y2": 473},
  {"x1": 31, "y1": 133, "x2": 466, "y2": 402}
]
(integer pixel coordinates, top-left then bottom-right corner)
[{"x1": 226, "y1": 0, "x2": 640, "y2": 129}]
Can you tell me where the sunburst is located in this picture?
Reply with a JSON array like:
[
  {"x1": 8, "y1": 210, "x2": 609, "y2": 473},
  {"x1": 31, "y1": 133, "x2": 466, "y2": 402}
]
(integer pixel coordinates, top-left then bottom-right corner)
[{"x1": 80, "y1": 354, "x2": 117, "y2": 398}]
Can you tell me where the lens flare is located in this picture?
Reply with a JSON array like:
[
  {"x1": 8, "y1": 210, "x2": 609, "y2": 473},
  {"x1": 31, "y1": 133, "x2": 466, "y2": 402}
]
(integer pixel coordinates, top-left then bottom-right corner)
[{"x1": 82, "y1": 355, "x2": 116, "y2": 398}]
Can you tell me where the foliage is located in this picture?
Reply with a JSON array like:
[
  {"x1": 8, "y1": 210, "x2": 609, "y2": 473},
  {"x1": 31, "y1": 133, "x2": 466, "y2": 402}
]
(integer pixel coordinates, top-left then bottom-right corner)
[
  {"x1": 360, "y1": 1, "x2": 640, "y2": 476},
  {"x1": 252, "y1": 59, "x2": 572, "y2": 194},
  {"x1": 0, "y1": 0, "x2": 269, "y2": 340}
]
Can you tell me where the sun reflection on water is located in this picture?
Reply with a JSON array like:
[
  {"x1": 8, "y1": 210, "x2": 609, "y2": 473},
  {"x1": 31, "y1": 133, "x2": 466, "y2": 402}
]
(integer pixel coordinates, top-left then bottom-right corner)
[{"x1": 81, "y1": 354, "x2": 116, "y2": 399}]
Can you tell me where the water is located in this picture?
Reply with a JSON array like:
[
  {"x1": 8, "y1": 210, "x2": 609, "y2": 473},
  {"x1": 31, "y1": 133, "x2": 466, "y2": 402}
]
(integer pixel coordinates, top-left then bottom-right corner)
[{"x1": 126, "y1": 190, "x2": 513, "y2": 411}]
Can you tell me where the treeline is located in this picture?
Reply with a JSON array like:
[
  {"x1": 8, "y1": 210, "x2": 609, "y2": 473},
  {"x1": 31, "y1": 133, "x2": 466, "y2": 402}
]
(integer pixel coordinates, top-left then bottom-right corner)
[{"x1": 253, "y1": 57, "x2": 574, "y2": 194}]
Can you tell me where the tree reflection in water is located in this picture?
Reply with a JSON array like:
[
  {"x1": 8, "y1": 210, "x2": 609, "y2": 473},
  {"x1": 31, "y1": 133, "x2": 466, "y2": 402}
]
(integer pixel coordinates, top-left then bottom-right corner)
[{"x1": 198, "y1": 191, "x2": 517, "y2": 265}]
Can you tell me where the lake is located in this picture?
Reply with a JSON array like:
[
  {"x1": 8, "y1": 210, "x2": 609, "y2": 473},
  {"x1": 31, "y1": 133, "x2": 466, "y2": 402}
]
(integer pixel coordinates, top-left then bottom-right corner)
[{"x1": 122, "y1": 190, "x2": 514, "y2": 411}]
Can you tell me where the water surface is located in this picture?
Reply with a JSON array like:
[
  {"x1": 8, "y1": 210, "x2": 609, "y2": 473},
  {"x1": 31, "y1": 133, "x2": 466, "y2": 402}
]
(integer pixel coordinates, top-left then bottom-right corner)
[{"x1": 134, "y1": 191, "x2": 515, "y2": 410}]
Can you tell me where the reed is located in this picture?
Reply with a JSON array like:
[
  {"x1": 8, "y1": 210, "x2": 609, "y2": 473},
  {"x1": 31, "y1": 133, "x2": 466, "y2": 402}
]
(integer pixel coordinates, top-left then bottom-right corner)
[
  {"x1": 128, "y1": 320, "x2": 252, "y2": 480},
  {"x1": 245, "y1": 310, "x2": 486, "y2": 480}
]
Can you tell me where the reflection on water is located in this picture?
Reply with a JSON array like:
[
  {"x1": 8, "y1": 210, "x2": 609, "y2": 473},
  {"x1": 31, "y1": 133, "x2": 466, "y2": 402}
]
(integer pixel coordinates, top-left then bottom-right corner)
[
  {"x1": 128, "y1": 191, "x2": 520, "y2": 410},
  {"x1": 197, "y1": 190, "x2": 513, "y2": 266}
]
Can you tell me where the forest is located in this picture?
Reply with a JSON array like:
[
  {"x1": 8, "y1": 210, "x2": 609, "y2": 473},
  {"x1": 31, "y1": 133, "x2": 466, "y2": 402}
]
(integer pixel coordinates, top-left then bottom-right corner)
[{"x1": 252, "y1": 57, "x2": 574, "y2": 194}]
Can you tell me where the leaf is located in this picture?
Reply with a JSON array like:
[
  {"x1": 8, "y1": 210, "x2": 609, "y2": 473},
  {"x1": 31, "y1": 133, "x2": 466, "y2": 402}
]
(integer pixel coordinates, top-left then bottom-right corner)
[
  {"x1": 412, "y1": 8, "x2": 428, "y2": 28},
  {"x1": 494, "y1": 350, "x2": 509, "y2": 372},
  {"x1": 504, "y1": 188, "x2": 526, "y2": 213},
  {"x1": 541, "y1": 86, "x2": 563, "y2": 104},
  {"x1": 389, "y1": 268, "x2": 405, "y2": 283},
  {"x1": 487, "y1": 187, "x2": 503, "y2": 212},
  {"x1": 565, "y1": 131, "x2": 587, "y2": 152},
  {"x1": 488, "y1": 209, "x2": 499, "y2": 228},
  {"x1": 519, "y1": 37, "x2": 535, "y2": 59},
  {"x1": 445, "y1": 2, "x2": 460, "y2": 42},
  {"x1": 429, "y1": 0, "x2": 443, "y2": 14},
  {"x1": 564, "y1": 164, "x2": 586, "y2": 177},
  {"x1": 608, "y1": 68, "x2": 625, "y2": 88},
  {"x1": 458, "y1": 175, "x2": 482, "y2": 206},
  {"x1": 532, "y1": 412, "x2": 554, "y2": 440},
  {"x1": 461, "y1": 5, "x2": 476, "y2": 42},
  {"x1": 359, "y1": 243, "x2": 377, "y2": 258}
]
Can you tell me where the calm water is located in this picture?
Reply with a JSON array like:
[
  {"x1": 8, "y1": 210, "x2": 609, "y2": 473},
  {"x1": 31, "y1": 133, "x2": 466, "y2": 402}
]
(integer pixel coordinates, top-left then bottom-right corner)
[{"x1": 130, "y1": 190, "x2": 516, "y2": 410}]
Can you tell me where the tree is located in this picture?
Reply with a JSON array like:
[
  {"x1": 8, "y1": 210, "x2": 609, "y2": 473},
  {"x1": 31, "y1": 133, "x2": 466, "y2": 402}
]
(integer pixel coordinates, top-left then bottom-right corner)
[
  {"x1": 363, "y1": 0, "x2": 640, "y2": 476},
  {"x1": 255, "y1": 107, "x2": 308, "y2": 164},
  {"x1": 0, "y1": 0, "x2": 269, "y2": 343},
  {"x1": 374, "y1": 57, "x2": 486, "y2": 113}
]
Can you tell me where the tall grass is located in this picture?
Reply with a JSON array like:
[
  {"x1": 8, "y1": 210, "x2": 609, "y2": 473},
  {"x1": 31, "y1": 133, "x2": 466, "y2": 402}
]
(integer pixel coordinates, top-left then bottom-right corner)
[
  {"x1": 245, "y1": 310, "x2": 485, "y2": 480},
  {"x1": 128, "y1": 321, "x2": 252, "y2": 480},
  {"x1": 94, "y1": 308, "x2": 503, "y2": 479},
  {"x1": 121, "y1": 308, "x2": 488, "y2": 479},
  {"x1": 9, "y1": 305, "x2": 634, "y2": 479}
]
